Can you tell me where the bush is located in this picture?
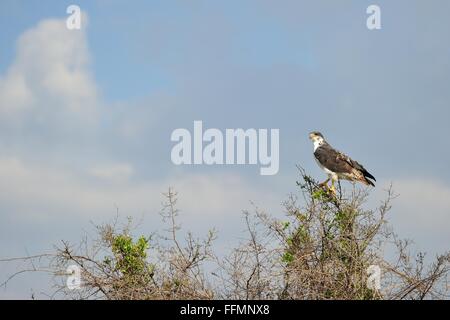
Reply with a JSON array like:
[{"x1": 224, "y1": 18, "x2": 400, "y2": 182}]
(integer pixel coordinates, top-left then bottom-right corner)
[{"x1": 2, "y1": 169, "x2": 449, "y2": 300}]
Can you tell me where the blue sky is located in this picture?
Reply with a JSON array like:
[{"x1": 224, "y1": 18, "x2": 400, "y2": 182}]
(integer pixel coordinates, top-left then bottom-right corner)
[{"x1": 1, "y1": 0, "x2": 450, "y2": 298}]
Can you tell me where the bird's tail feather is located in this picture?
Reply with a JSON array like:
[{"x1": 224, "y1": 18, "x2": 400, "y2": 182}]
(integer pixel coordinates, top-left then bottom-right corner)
[
  {"x1": 364, "y1": 171, "x2": 376, "y2": 182},
  {"x1": 362, "y1": 176, "x2": 375, "y2": 187}
]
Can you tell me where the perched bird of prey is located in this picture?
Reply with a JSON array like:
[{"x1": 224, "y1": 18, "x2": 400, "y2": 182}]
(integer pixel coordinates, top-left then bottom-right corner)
[{"x1": 309, "y1": 132, "x2": 375, "y2": 194}]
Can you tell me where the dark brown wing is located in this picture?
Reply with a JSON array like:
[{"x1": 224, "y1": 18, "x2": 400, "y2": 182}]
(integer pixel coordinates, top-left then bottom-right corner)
[
  {"x1": 314, "y1": 143, "x2": 376, "y2": 183},
  {"x1": 314, "y1": 143, "x2": 354, "y2": 174}
]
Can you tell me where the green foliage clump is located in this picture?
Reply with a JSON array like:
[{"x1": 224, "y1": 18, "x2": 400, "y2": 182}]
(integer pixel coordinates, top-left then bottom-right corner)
[{"x1": 111, "y1": 234, "x2": 150, "y2": 276}]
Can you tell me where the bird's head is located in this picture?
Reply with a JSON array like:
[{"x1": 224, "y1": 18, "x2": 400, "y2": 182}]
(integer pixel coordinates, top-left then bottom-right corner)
[
  {"x1": 309, "y1": 131, "x2": 326, "y2": 150},
  {"x1": 309, "y1": 131, "x2": 324, "y2": 143}
]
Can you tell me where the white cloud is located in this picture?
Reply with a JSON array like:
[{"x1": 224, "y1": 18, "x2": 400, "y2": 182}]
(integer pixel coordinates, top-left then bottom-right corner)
[
  {"x1": 391, "y1": 178, "x2": 450, "y2": 231},
  {"x1": 89, "y1": 163, "x2": 134, "y2": 182},
  {"x1": 0, "y1": 15, "x2": 98, "y2": 128},
  {"x1": 374, "y1": 178, "x2": 450, "y2": 254},
  {"x1": 0, "y1": 157, "x2": 281, "y2": 224}
]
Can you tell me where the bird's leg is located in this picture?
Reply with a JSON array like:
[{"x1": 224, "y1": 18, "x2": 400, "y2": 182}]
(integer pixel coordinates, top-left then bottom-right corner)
[
  {"x1": 329, "y1": 179, "x2": 337, "y2": 195},
  {"x1": 318, "y1": 178, "x2": 330, "y2": 189}
]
